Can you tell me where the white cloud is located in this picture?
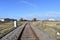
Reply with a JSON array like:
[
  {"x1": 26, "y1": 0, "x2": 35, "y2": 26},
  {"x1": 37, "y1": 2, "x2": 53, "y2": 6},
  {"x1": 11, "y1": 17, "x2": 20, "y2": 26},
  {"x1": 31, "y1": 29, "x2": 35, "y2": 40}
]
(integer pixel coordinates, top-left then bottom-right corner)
[
  {"x1": 20, "y1": 0, "x2": 38, "y2": 8},
  {"x1": 46, "y1": 12, "x2": 60, "y2": 17},
  {"x1": 18, "y1": 12, "x2": 60, "y2": 20},
  {"x1": 25, "y1": 12, "x2": 60, "y2": 20}
]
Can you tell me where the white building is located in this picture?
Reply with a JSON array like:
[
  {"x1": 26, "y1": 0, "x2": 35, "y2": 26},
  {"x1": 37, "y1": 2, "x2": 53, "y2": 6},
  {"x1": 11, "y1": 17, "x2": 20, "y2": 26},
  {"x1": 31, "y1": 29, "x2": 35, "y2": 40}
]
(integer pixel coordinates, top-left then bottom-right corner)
[
  {"x1": 0, "y1": 18, "x2": 5, "y2": 22},
  {"x1": 48, "y1": 19, "x2": 55, "y2": 21}
]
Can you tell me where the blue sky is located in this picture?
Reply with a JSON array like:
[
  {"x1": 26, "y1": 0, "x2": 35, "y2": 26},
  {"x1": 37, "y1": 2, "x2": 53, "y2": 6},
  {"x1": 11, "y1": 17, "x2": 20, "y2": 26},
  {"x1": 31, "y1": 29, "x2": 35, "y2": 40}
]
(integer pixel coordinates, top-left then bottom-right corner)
[{"x1": 0, "y1": 0, "x2": 60, "y2": 20}]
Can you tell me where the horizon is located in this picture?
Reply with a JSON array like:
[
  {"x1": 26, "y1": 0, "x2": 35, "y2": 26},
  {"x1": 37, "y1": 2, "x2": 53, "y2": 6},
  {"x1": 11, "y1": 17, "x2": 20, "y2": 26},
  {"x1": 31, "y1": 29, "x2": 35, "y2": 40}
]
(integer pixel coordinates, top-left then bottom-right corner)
[{"x1": 0, "y1": 0, "x2": 60, "y2": 20}]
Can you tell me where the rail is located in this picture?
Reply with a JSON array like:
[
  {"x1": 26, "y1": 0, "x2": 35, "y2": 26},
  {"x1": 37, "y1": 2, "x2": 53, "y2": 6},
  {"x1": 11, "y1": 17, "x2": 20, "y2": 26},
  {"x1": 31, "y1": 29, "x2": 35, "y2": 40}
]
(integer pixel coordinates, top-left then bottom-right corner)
[{"x1": 0, "y1": 23, "x2": 27, "y2": 40}]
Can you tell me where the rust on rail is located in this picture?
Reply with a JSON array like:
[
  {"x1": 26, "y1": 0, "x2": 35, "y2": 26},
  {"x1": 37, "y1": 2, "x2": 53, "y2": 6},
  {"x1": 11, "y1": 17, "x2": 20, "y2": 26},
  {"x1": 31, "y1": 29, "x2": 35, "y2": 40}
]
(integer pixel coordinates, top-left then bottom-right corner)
[
  {"x1": 17, "y1": 23, "x2": 27, "y2": 40},
  {"x1": 29, "y1": 23, "x2": 39, "y2": 40}
]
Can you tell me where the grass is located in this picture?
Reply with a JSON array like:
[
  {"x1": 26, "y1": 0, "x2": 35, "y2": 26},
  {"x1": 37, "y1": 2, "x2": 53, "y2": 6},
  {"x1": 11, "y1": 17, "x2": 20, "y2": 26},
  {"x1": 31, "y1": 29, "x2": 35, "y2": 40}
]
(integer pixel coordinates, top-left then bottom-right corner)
[
  {"x1": 0, "y1": 22, "x2": 14, "y2": 38},
  {"x1": 17, "y1": 21, "x2": 26, "y2": 26},
  {"x1": 57, "y1": 38, "x2": 60, "y2": 40},
  {"x1": 0, "y1": 21, "x2": 25, "y2": 38},
  {"x1": 32, "y1": 21, "x2": 60, "y2": 40}
]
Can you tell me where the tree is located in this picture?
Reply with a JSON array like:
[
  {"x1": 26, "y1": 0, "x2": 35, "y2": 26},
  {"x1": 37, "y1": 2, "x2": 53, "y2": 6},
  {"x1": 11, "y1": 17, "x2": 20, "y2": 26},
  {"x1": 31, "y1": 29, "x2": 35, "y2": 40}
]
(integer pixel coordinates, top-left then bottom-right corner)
[
  {"x1": 19, "y1": 18, "x2": 23, "y2": 21},
  {"x1": 32, "y1": 18, "x2": 37, "y2": 21}
]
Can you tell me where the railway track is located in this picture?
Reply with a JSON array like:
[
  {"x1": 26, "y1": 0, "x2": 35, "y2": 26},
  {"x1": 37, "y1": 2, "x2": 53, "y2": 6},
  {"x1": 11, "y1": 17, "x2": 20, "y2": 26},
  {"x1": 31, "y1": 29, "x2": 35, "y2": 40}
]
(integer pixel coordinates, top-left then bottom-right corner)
[
  {"x1": 17, "y1": 23, "x2": 39, "y2": 40},
  {"x1": 0, "y1": 23, "x2": 56, "y2": 40}
]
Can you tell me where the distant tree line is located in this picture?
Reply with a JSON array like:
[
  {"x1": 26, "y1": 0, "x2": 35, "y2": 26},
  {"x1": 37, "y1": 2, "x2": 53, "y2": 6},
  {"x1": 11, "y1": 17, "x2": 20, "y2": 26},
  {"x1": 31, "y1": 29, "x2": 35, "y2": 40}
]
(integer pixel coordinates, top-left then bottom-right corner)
[
  {"x1": 19, "y1": 18, "x2": 28, "y2": 21},
  {"x1": 19, "y1": 18, "x2": 37, "y2": 21},
  {"x1": 32, "y1": 18, "x2": 37, "y2": 21}
]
